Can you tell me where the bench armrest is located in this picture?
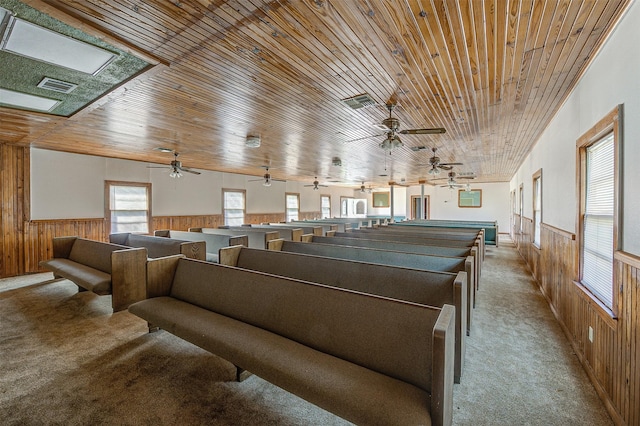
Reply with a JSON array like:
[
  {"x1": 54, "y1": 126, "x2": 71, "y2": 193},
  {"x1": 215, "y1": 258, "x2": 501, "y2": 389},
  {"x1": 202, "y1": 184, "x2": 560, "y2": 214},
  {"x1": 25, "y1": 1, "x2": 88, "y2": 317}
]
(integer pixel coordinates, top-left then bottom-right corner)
[
  {"x1": 52, "y1": 236, "x2": 77, "y2": 258},
  {"x1": 219, "y1": 245, "x2": 243, "y2": 266},
  {"x1": 267, "y1": 238, "x2": 285, "y2": 251},
  {"x1": 154, "y1": 229, "x2": 170, "y2": 237},
  {"x1": 146, "y1": 254, "x2": 184, "y2": 298},
  {"x1": 180, "y1": 241, "x2": 206, "y2": 260},
  {"x1": 111, "y1": 247, "x2": 148, "y2": 312},
  {"x1": 300, "y1": 234, "x2": 314, "y2": 243},
  {"x1": 431, "y1": 304, "x2": 455, "y2": 426}
]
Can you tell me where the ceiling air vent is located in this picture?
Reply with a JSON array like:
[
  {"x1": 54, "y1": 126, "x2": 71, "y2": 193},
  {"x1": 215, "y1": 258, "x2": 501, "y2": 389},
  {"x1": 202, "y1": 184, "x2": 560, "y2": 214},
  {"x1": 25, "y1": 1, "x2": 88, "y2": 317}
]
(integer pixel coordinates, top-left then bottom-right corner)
[
  {"x1": 37, "y1": 77, "x2": 78, "y2": 94},
  {"x1": 342, "y1": 93, "x2": 376, "y2": 110}
]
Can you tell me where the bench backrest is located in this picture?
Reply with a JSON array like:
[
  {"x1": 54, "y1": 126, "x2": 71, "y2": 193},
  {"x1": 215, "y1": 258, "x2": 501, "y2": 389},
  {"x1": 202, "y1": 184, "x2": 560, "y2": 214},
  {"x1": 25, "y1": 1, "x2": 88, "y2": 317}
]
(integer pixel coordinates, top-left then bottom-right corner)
[
  {"x1": 311, "y1": 235, "x2": 473, "y2": 258},
  {"x1": 68, "y1": 238, "x2": 129, "y2": 274},
  {"x1": 232, "y1": 247, "x2": 461, "y2": 308},
  {"x1": 276, "y1": 240, "x2": 468, "y2": 271},
  {"x1": 110, "y1": 233, "x2": 205, "y2": 259},
  {"x1": 333, "y1": 231, "x2": 476, "y2": 247},
  {"x1": 353, "y1": 228, "x2": 480, "y2": 241},
  {"x1": 196, "y1": 228, "x2": 278, "y2": 249},
  {"x1": 168, "y1": 258, "x2": 443, "y2": 394},
  {"x1": 163, "y1": 230, "x2": 248, "y2": 252}
]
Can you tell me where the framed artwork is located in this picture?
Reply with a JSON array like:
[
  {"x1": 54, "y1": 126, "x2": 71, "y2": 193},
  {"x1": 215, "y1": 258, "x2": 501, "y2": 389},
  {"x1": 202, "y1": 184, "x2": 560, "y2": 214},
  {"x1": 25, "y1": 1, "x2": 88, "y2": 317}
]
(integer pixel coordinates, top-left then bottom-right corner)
[
  {"x1": 372, "y1": 192, "x2": 390, "y2": 207},
  {"x1": 458, "y1": 189, "x2": 482, "y2": 208}
]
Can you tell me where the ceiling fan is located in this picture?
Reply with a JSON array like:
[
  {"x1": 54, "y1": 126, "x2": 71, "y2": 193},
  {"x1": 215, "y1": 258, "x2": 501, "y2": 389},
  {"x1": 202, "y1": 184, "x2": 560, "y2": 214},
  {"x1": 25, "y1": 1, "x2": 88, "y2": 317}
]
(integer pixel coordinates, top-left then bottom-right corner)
[
  {"x1": 148, "y1": 151, "x2": 201, "y2": 178},
  {"x1": 434, "y1": 171, "x2": 475, "y2": 190},
  {"x1": 358, "y1": 182, "x2": 372, "y2": 193},
  {"x1": 304, "y1": 177, "x2": 328, "y2": 190},
  {"x1": 425, "y1": 147, "x2": 463, "y2": 176},
  {"x1": 248, "y1": 166, "x2": 284, "y2": 187},
  {"x1": 347, "y1": 103, "x2": 446, "y2": 151}
]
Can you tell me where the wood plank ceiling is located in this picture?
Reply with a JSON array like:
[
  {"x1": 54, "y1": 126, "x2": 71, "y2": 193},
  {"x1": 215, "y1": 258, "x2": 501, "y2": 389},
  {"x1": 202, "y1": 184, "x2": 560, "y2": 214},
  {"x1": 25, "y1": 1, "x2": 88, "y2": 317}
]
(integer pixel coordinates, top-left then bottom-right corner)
[{"x1": 1, "y1": 0, "x2": 630, "y2": 187}]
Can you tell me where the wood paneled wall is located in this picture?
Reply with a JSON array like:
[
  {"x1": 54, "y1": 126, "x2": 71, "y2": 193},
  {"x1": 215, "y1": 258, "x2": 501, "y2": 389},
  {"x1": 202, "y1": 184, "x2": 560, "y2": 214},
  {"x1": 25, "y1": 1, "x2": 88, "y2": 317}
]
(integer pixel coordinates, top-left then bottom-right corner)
[
  {"x1": 0, "y1": 150, "x2": 327, "y2": 277},
  {"x1": 152, "y1": 215, "x2": 223, "y2": 232},
  {"x1": 515, "y1": 220, "x2": 640, "y2": 425},
  {"x1": 1, "y1": 144, "x2": 29, "y2": 277}
]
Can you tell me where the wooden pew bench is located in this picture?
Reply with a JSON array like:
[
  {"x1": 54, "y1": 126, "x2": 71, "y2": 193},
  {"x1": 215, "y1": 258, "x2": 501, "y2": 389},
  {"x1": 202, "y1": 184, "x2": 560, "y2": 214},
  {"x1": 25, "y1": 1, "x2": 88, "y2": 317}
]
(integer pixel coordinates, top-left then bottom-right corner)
[
  {"x1": 129, "y1": 256, "x2": 455, "y2": 426},
  {"x1": 270, "y1": 238, "x2": 476, "y2": 335},
  {"x1": 230, "y1": 225, "x2": 305, "y2": 241},
  {"x1": 346, "y1": 228, "x2": 485, "y2": 261},
  {"x1": 303, "y1": 235, "x2": 482, "y2": 307},
  {"x1": 220, "y1": 245, "x2": 467, "y2": 383},
  {"x1": 154, "y1": 230, "x2": 248, "y2": 262},
  {"x1": 190, "y1": 227, "x2": 279, "y2": 249},
  {"x1": 391, "y1": 220, "x2": 499, "y2": 247},
  {"x1": 109, "y1": 233, "x2": 206, "y2": 261},
  {"x1": 39, "y1": 236, "x2": 147, "y2": 311}
]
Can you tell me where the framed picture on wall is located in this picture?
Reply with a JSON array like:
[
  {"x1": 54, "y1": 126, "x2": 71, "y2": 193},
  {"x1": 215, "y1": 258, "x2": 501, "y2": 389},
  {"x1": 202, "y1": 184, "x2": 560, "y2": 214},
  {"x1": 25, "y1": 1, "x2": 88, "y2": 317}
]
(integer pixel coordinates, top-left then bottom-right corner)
[
  {"x1": 372, "y1": 192, "x2": 390, "y2": 207},
  {"x1": 458, "y1": 189, "x2": 482, "y2": 208}
]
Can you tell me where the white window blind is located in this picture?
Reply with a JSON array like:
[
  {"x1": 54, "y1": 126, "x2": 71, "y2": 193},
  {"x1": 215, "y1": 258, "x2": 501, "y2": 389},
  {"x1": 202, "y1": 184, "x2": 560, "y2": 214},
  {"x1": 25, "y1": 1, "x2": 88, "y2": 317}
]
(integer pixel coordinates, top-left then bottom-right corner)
[
  {"x1": 321, "y1": 195, "x2": 331, "y2": 218},
  {"x1": 224, "y1": 191, "x2": 245, "y2": 226},
  {"x1": 109, "y1": 184, "x2": 149, "y2": 233},
  {"x1": 582, "y1": 133, "x2": 614, "y2": 309},
  {"x1": 533, "y1": 176, "x2": 541, "y2": 246},
  {"x1": 286, "y1": 194, "x2": 299, "y2": 222}
]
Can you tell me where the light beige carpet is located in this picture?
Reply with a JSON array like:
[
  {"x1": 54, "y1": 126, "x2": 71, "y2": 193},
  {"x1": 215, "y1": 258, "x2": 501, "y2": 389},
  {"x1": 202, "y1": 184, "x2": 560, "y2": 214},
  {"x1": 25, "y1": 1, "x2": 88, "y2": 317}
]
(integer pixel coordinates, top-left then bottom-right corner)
[{"x1": 0, "y1": 238, "x2": 611, "y2": 425}]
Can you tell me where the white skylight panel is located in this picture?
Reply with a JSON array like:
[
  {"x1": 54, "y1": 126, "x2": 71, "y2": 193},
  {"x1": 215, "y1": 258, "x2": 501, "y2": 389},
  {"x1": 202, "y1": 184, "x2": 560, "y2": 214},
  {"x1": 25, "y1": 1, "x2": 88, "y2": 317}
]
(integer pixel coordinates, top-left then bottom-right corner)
[
  {"x1": 1, "y1": 17, "x2": 116, "y2": 75},
  {"x1": 0, "y1": 88, "x2": 60, "y2": 112}
]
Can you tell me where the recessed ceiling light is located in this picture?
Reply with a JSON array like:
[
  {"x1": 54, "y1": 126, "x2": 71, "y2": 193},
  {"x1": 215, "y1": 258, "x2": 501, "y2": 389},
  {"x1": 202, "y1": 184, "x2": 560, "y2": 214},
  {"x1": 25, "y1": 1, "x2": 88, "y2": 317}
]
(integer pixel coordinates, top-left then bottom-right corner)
[
  {"x1": 0, "y1": 16, "x2": 117, "y2": 75},
  {"x1": 0, "y1": 87, "x2": 60, "y2": 112}
]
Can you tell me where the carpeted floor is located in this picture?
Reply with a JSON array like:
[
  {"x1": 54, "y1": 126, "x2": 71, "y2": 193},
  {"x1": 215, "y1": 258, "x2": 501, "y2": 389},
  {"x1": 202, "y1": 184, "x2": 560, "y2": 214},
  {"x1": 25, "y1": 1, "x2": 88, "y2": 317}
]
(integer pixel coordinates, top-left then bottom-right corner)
[{"x1": 0, "y1": 238, "x2": 612, "y2": 425}]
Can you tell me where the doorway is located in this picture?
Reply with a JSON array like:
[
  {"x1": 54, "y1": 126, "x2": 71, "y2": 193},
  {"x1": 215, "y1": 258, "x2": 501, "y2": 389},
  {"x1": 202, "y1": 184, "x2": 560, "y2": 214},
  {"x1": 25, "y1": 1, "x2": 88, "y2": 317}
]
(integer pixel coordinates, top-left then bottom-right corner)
[{"x1": 410, "y1": 195, "x2": 429, "y2": 219}]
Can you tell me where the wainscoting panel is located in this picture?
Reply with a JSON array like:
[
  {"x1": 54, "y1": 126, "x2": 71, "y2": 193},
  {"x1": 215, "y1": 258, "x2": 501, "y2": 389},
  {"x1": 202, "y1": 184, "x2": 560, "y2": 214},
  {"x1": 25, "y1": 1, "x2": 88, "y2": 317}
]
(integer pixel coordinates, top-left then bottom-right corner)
[
  {"x1": 152, "y1": 215, "x2": 223, "y2": 231},
  {"x1": 517, "y1": 222, "x2": 640, "y2": 425}
]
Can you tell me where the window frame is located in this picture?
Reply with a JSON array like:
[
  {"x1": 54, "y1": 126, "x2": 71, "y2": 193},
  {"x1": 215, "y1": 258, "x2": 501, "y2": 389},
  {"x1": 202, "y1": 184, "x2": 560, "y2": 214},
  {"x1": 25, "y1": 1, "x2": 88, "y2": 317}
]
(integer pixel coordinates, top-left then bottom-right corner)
[
  {"x1": 223, "y1": 188, "x2": 246, "y2": 227},
  {"x1": 285, "y1": 192, "x2": 300, "y2": 222},
  {"x1": 104, "y1": 180, "x2": 152, "y2": 237},
  {"x1": 320, "y1": 194, "x2": 331, "y2": 219},
  {"x1": 575, "y1": 105, "x2": 622, "y2": 321},
  {"x1": 532, "y1": 169, "x2": 542, "y2": 248},
  {"x1": 519, "y1": 183, "x2": 524, "y2": 234}
]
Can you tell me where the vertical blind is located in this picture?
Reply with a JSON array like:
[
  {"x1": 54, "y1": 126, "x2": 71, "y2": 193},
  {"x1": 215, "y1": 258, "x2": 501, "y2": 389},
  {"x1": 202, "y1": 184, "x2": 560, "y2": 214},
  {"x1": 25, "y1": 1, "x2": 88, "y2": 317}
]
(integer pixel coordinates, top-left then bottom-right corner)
[
  {"x1": 582, "y1": 133, "x2": 615, "y2": 309},
  {"x1": 109, "y1": 185, "x2": 149, "y2": 233},
  {"x1": 224, "y1": 191, "x2": 245, "y2": 226}
]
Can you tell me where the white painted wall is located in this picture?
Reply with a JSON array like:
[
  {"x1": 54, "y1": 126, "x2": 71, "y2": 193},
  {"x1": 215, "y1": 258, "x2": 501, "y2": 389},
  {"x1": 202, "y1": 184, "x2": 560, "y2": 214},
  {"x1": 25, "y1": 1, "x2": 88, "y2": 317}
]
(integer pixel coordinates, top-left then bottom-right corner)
[
  {"x1": 510, "y1": 1, "x2": 640, "y2": 255},
  {"x1": 405, "y1": 182, "x2": 510, "y2": 230},
  {"x1": 30, "y1": 148, "x2": 371, "y2": 221}
]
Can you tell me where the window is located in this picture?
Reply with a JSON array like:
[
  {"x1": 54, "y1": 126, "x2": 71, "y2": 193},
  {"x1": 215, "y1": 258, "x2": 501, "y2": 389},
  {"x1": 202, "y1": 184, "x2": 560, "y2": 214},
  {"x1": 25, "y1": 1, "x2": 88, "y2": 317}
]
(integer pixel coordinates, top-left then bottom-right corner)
[
  {"x1": 577, "y1": 105, "x2": 621, "y2": 314},
  {"x1": 340, "y1": 196, "x2": 354, "y2": 217},
  {"x1": 321, "y1": 195, "x2": 331, "y2": 218},
  {"x1": 223, "y1": 189, "x2": 245, "y2": 226},
  {"x1": 285, "y1": 193, "x2": 300, "y2": 222},
  {"x1": 519, "y1": 184, "x2": 524, "y2": 233},
  {"x1": 105, "y1": 181, "x2": 151, "y2": 234},
  {"x1": 532, "y1": 170, "x2": 542, "y2": 247}
]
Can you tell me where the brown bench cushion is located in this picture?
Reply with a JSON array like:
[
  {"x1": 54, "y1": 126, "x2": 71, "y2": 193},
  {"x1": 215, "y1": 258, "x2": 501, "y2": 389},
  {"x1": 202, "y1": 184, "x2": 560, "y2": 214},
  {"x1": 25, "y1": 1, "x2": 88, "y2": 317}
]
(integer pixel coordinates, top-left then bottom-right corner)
[{"x1": 39, "y1": 258, "x2": 112, "y2": 294}]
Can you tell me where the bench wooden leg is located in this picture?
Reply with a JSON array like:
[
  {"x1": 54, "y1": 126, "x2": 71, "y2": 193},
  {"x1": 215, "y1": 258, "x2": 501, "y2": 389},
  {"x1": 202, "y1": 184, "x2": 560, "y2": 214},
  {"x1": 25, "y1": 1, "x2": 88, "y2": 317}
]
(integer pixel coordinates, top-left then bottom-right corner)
[
  {"x1": 77, "y1": 286, "x2": 88, "y2": 293},
  {"x1": 148, "y1": 322, "x2": 160, "y2": 333},
  {"x1": 235, "y1": 366, "x2": 252, "y2": 382}
]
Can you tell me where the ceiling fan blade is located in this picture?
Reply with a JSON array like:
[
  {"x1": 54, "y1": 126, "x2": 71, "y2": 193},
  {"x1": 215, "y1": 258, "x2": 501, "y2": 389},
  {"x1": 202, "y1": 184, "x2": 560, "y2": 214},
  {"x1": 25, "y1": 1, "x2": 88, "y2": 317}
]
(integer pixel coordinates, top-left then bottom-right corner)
[
  {"x1": 147, "y1": 166, "x2": 170, "y2": 169},
  {"x1": 179, "y1": 168, "x2": 201, "y2": 175},
  {"x1": 439, "y1": 162, "x2": 463, "y2": 166},
  {"x1": 439, "y1": 165, "x2": 453, "y2": 170},
  {"x1": 399, "y1": 128, "x2": 446, "y2": 135},
  {"x1": 345, "y1": 133, "x2": 384, "y2": 143}
]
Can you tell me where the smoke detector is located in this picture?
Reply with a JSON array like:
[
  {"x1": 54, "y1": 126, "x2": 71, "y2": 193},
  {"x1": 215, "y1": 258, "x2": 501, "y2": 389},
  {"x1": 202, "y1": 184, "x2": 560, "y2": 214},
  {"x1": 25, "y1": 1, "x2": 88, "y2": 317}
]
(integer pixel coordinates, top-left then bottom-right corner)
[{"x1": 245, "y1": 135, "x2": 261, "y2": 148}]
